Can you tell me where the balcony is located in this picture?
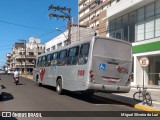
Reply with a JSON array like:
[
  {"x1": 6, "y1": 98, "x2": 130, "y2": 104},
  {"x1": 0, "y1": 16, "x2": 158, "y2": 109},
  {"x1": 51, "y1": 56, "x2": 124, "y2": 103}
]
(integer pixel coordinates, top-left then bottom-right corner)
[
  {"x1": 79, "y1": 0, "x2": 108, "y2": 22},
  {"x1": 15, "y1": 55, "x2": 36, "y2": 59},
  {"x1": 15, "y1": 62, "x2": 34, "y2": 66}
]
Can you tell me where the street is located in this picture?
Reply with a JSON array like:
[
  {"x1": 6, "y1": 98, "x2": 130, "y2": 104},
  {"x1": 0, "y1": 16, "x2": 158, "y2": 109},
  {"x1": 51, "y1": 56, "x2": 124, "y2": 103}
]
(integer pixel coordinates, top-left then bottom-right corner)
[{"x1": 0, "y1": 75, "x2": 158, "y2": 120}]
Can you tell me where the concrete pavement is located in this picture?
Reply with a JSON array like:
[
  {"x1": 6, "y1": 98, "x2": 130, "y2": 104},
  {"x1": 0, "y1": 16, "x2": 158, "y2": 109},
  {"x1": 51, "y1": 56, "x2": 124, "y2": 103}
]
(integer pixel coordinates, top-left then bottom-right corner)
[
  {"x1": 20, "y1": 74, "x2": 33, "y2": 80},
  {"x1": 96, "y1": 87, "x2": 160, "y2": 113}
]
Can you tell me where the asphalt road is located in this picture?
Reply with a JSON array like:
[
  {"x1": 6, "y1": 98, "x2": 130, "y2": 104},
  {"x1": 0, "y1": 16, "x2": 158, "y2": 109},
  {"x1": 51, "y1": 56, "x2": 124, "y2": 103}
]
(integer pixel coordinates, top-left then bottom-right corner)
[{"x1": 0, "y1": 75, "x2": 158, "y2": 120}]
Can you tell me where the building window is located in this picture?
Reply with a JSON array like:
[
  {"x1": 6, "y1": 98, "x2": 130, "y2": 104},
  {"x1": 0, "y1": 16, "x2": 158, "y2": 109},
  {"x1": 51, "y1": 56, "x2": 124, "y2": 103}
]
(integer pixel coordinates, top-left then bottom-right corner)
[
  {"x1": 122, "y1": 15, "x2": 129, "y2": 41},
  {"x1": 29, "y1": 52, "x2": 34, "y2": 56},
  {"x1": 64, "y1": 40, "x2": 68, "y2": 46},
  {"x1": 155, "y1": 0, "x2": 160, "y2": 37},
  {"x1": 47, "y1": 48, "x2": 50, "y2": 52},
  {"x1": 145, "y1": 18, "x2": 154, "y2": 39},
  {"x1": 145, "y1": 3, "x2": 154, "y2": 19},
  {"x1": 155, "y1": 14, "x2": 160, "y2": 37},
  {"x1": 52, "y1": 46, "x2": 55, "y2": 51},
  {"x1": 116, "y1": 0, "x2": 120, "y2": 3},
  {"x1": 57, "y1": 42, "x2": 62, "y2": 49},
  {"x1": 137, "y1": 21, "x2": 145, "y2": 41},
  {"x1": 108, "y1": 1, "x2": 160, "y2": 43}
]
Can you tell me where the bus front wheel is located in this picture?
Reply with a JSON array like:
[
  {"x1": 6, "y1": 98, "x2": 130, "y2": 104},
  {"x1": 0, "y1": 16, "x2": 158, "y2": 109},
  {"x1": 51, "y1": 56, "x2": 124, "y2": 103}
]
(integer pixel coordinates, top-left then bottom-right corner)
[{"x1": 56, "y1": 78, "x2": 63, "y2": 95}]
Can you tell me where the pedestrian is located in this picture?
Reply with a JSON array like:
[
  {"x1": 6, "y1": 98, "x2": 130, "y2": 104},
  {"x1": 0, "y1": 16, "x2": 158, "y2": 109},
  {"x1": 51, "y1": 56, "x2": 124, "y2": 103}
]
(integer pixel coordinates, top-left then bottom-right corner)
[{"x1": 13, "y1": 69, "x2": 19, "y2": 82}]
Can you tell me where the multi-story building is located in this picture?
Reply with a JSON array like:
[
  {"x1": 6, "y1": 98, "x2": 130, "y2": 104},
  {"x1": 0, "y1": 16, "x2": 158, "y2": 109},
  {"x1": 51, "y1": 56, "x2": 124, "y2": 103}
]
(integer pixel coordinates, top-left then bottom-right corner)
[
  {"x1": 79, "y1": 0, "x2": 110, "y2": 37},
  {"x1": 11, "y1": 37, "x2": 45, "y2": 74},
  {"x1": 107, "y1": 0, "x2": 160, "y2": 86},
  {"x1": 45, "y1": 26, "x2": 95, "y2": 51},
  {"x1": 6, "y1": 53, "x2": 11, "y2": 70}
]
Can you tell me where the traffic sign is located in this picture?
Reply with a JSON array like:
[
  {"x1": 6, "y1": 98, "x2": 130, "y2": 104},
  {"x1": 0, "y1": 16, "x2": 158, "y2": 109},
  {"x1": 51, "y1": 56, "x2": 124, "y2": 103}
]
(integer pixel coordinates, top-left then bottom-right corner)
[{"x1": 139, "y1": 57, "x2": 149, "y2": 67}]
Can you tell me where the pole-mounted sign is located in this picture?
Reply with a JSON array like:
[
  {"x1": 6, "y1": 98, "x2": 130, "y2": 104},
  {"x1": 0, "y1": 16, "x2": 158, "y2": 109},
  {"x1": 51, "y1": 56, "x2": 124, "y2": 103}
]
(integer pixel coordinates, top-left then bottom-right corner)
[
  {"x1": 139, "y1": 57, "x2": 149, "y2": 67},
  {"x1": 139, "y1": 57, "x2": 149, "y2": 105}
]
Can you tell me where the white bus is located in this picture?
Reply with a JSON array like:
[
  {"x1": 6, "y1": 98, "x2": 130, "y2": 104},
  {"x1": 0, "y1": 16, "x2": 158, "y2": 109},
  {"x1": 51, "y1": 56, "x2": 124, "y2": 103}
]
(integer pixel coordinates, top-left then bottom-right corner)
[{"x1": 33, "y1": 37, "x2": 132, "y2": 96}]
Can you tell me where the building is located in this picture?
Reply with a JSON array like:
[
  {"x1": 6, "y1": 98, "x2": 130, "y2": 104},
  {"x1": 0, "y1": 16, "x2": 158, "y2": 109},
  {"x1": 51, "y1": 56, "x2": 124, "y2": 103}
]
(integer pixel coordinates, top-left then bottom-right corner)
[
  {"x1": 6, "y1": 53, "x2": 11, "y2": 70},
  {"x1": 107, "y1": 0, "x2": 160, "y2": 86},
  {"x1": 45, "y1": 26, "x2": 95, "y2": 51},
  {"x1": 79, "y1": 0, "x2": 110, "y2": 37},
  {"x1": 11, "y1": 37, "x2": 45, "y2": 74}
]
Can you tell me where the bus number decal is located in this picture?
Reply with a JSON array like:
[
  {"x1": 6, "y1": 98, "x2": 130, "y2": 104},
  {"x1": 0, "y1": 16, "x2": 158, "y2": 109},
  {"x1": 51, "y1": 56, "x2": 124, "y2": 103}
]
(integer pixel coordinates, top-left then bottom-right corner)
[
  {"x1": 78, "y1": 70, "x2": 85, "y2": 76},
  {"x1": 40, "y1": 68, "x2": 45, "y2": 81}
]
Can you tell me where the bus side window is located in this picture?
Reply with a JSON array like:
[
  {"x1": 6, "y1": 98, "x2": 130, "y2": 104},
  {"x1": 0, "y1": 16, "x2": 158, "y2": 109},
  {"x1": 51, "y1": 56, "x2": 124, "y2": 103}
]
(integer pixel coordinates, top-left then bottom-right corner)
[
  {"x1": 34, "y1": 59, "x2": 37, "y2": 68},
  {"x1": 42, "y1": 55, "x2": 47, "y2": 67},
  {"x1": 51, "y1": 52, "x2": 58, "y2": 66},
  {"x1": 46, "y1": 54, "x2": 51, "y2": 67},
  {"x1": 58, "y1": 50, "x2": 67, "y2": 66},
  {"x1": 37, "y1": 58, "x2": 40, "y2": 67},
  {"x1": 38, "y1": 57, "x2": 42, "y2": 67},
  {"x1": 78, "y1": 43, "x2": 90, "y2": 65},
  {"x1": 67, "y1": 46, "x2": 79, "y2": 65}
]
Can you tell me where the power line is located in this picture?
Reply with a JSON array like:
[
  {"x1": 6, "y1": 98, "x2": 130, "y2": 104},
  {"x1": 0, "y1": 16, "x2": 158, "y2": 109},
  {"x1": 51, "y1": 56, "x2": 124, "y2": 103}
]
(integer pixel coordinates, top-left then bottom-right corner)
[
  {"x1": 0, "y1": 19, "x2": 53, "y2": 31},
  {"x1": 0, "y1": 44, "x2": 13, "y2": 47},
  {"x1": 48, "y1": 4, "x2": 72, "y2": 45},
  {"x1": 38, "y1": 26, "x2": 66, "y2": 38}
]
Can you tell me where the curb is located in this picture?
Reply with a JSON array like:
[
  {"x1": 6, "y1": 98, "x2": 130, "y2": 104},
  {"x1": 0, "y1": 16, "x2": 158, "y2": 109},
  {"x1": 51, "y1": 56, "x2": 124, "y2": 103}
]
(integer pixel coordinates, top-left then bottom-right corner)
[
  {"x1": 134, "y1": 104, "x2": 160, "y2": 114},
  {"x1": 95, "y1": 94, "x2": 160, "y2": 114}
]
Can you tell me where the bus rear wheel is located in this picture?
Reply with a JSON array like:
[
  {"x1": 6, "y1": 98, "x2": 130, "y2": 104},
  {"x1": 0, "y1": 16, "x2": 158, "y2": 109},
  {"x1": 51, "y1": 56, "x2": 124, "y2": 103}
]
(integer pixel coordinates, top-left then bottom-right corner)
[
  {"x1": 56, "y1": 78, "x2": 63, "y2": 95},
  {"x1": 36, "y1": 76, "x2": 42, "y2": 87}
]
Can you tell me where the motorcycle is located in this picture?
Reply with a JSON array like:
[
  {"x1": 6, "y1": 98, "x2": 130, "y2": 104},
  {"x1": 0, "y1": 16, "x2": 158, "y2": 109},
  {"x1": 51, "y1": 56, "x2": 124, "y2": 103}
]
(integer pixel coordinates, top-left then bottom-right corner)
[{"x1": 14, "y1": 77, "x2": 19, "y2": 85}]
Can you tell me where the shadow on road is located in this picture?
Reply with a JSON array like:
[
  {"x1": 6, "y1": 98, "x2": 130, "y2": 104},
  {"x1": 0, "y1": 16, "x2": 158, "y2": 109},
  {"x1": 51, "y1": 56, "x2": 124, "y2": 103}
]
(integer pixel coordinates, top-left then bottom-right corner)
[
  {"x1": 41, "y1": 85, "x2": 56, "y2": 91},
  {"x1": 15, "y1": 83, "x2": 26, "y2": 86},
  {"x1": 41, "y1": 85, "x2": 122, "y2": 105},
  {"x1": 0, "y1": 117, "x2": 17, "y2": 120},
  {"x1": 0, "y1": 92, "x2": 14, "y2": 101}
]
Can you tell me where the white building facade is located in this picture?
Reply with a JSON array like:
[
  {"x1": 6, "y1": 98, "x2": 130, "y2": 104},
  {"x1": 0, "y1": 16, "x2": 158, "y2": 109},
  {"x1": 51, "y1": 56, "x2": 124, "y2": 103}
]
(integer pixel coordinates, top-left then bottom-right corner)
[
  {"x1": 45, "y1": 26, "x2": 95, "y2": 52},
  {"x1": 79, "y1": 0, "x2": 110, "y2": 37},
  {"x1": 107, "y1": 0, "x2": 160, "y2": 86},
  {"x1": 11, "y1": 37, "x2": 45, "y2": 74}
]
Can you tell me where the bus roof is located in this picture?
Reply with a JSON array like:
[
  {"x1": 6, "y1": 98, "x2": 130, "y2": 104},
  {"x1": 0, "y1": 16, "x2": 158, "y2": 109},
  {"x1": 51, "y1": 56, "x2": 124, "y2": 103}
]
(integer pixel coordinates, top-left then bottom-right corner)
[{"x1": 37, "y1": 37, "x2": 131, "y2": 58}]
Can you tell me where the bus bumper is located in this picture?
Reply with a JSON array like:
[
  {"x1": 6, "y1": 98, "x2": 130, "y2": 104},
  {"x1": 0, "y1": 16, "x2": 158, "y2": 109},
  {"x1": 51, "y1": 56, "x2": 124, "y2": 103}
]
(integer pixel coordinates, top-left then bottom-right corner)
[{"x1": 88, "y1": 83, "x2": 131, "y2": 93}]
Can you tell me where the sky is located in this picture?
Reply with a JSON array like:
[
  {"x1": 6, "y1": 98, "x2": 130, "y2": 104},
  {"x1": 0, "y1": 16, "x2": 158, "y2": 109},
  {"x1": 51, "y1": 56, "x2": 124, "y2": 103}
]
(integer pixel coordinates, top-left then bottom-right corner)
[{"x1": 0, "y1": 0, "x2": 78, "y2": 68}]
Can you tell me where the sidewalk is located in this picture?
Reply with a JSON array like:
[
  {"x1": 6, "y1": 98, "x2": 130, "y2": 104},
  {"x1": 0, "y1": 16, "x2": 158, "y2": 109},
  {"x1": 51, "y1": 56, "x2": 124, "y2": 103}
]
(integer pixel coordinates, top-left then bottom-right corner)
[
  {"x1": 20, "y1": 74, "x2": 33, "y2": 80},
  {"x1": 96, "y1": 87, "x2": 160, "y2": 113}
]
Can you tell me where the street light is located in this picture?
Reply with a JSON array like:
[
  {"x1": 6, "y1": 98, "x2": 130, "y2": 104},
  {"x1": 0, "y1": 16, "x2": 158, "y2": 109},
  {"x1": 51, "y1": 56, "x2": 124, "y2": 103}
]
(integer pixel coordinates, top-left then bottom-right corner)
[{"x1": 56, "y1": 28, "x2": 68, "y2": 44}]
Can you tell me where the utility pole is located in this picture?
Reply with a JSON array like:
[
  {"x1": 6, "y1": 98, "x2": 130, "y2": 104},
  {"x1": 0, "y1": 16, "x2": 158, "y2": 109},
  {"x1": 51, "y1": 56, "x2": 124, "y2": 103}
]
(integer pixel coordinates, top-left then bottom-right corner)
[
  {"x1": 21, "y1": 40, "x2": 26, "y2": 75},
  {"x1": 48, "y1": 5, "x2": 72, "y2": 45}
]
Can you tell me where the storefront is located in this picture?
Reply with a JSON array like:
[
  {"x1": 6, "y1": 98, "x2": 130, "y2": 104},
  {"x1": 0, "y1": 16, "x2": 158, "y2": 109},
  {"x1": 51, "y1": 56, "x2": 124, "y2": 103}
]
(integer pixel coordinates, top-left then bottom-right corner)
[
  {"x1": 133, "y1": 39, "x2": 160, "y2": 86},
  {"x1": 107, "y1": 0, "x2": 160, "y2": 87}
]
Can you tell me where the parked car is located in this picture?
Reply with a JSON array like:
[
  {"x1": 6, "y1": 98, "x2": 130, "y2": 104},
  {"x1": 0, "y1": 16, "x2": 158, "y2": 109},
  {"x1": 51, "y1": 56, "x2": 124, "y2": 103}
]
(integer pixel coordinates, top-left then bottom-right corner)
[
  {"x1": 0, "y1": 77, "x2": 2, "y2": 99},
  {"x1": 0, "y1": 70, "x2": 6, "y2": 75},
  {"x1": 7, "y1": 70, "x2": 14, "y2": 75}
]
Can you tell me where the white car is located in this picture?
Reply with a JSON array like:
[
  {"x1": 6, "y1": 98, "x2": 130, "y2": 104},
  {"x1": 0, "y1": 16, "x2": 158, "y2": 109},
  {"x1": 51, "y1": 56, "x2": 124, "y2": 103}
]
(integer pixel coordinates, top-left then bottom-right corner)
[
  {"x1": 7, "y1": 70, "x2": 14, "y2": 75},
  {"x1": 0, "y1": 70, "x2": 6, "y2": 75},
  {"x1": 0, "y1": 78, "x2": 2, "y2": 99}
]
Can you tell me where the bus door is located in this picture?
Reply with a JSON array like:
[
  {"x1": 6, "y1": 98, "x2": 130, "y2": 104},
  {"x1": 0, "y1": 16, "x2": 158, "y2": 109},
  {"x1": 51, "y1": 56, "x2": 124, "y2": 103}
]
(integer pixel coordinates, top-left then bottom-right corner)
[
  {"x1": 76, "y1": 43, "x2": 90, "y2": 89},
  {"x1": 41, "y1": 55, "x2": 49, "y2": 84},
  {"x1": 66, "y1": 46, "x2": 80, "y2": 82},
  {"x1": 49, "y1": 52, "x2": 58, "y2": 85}
]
